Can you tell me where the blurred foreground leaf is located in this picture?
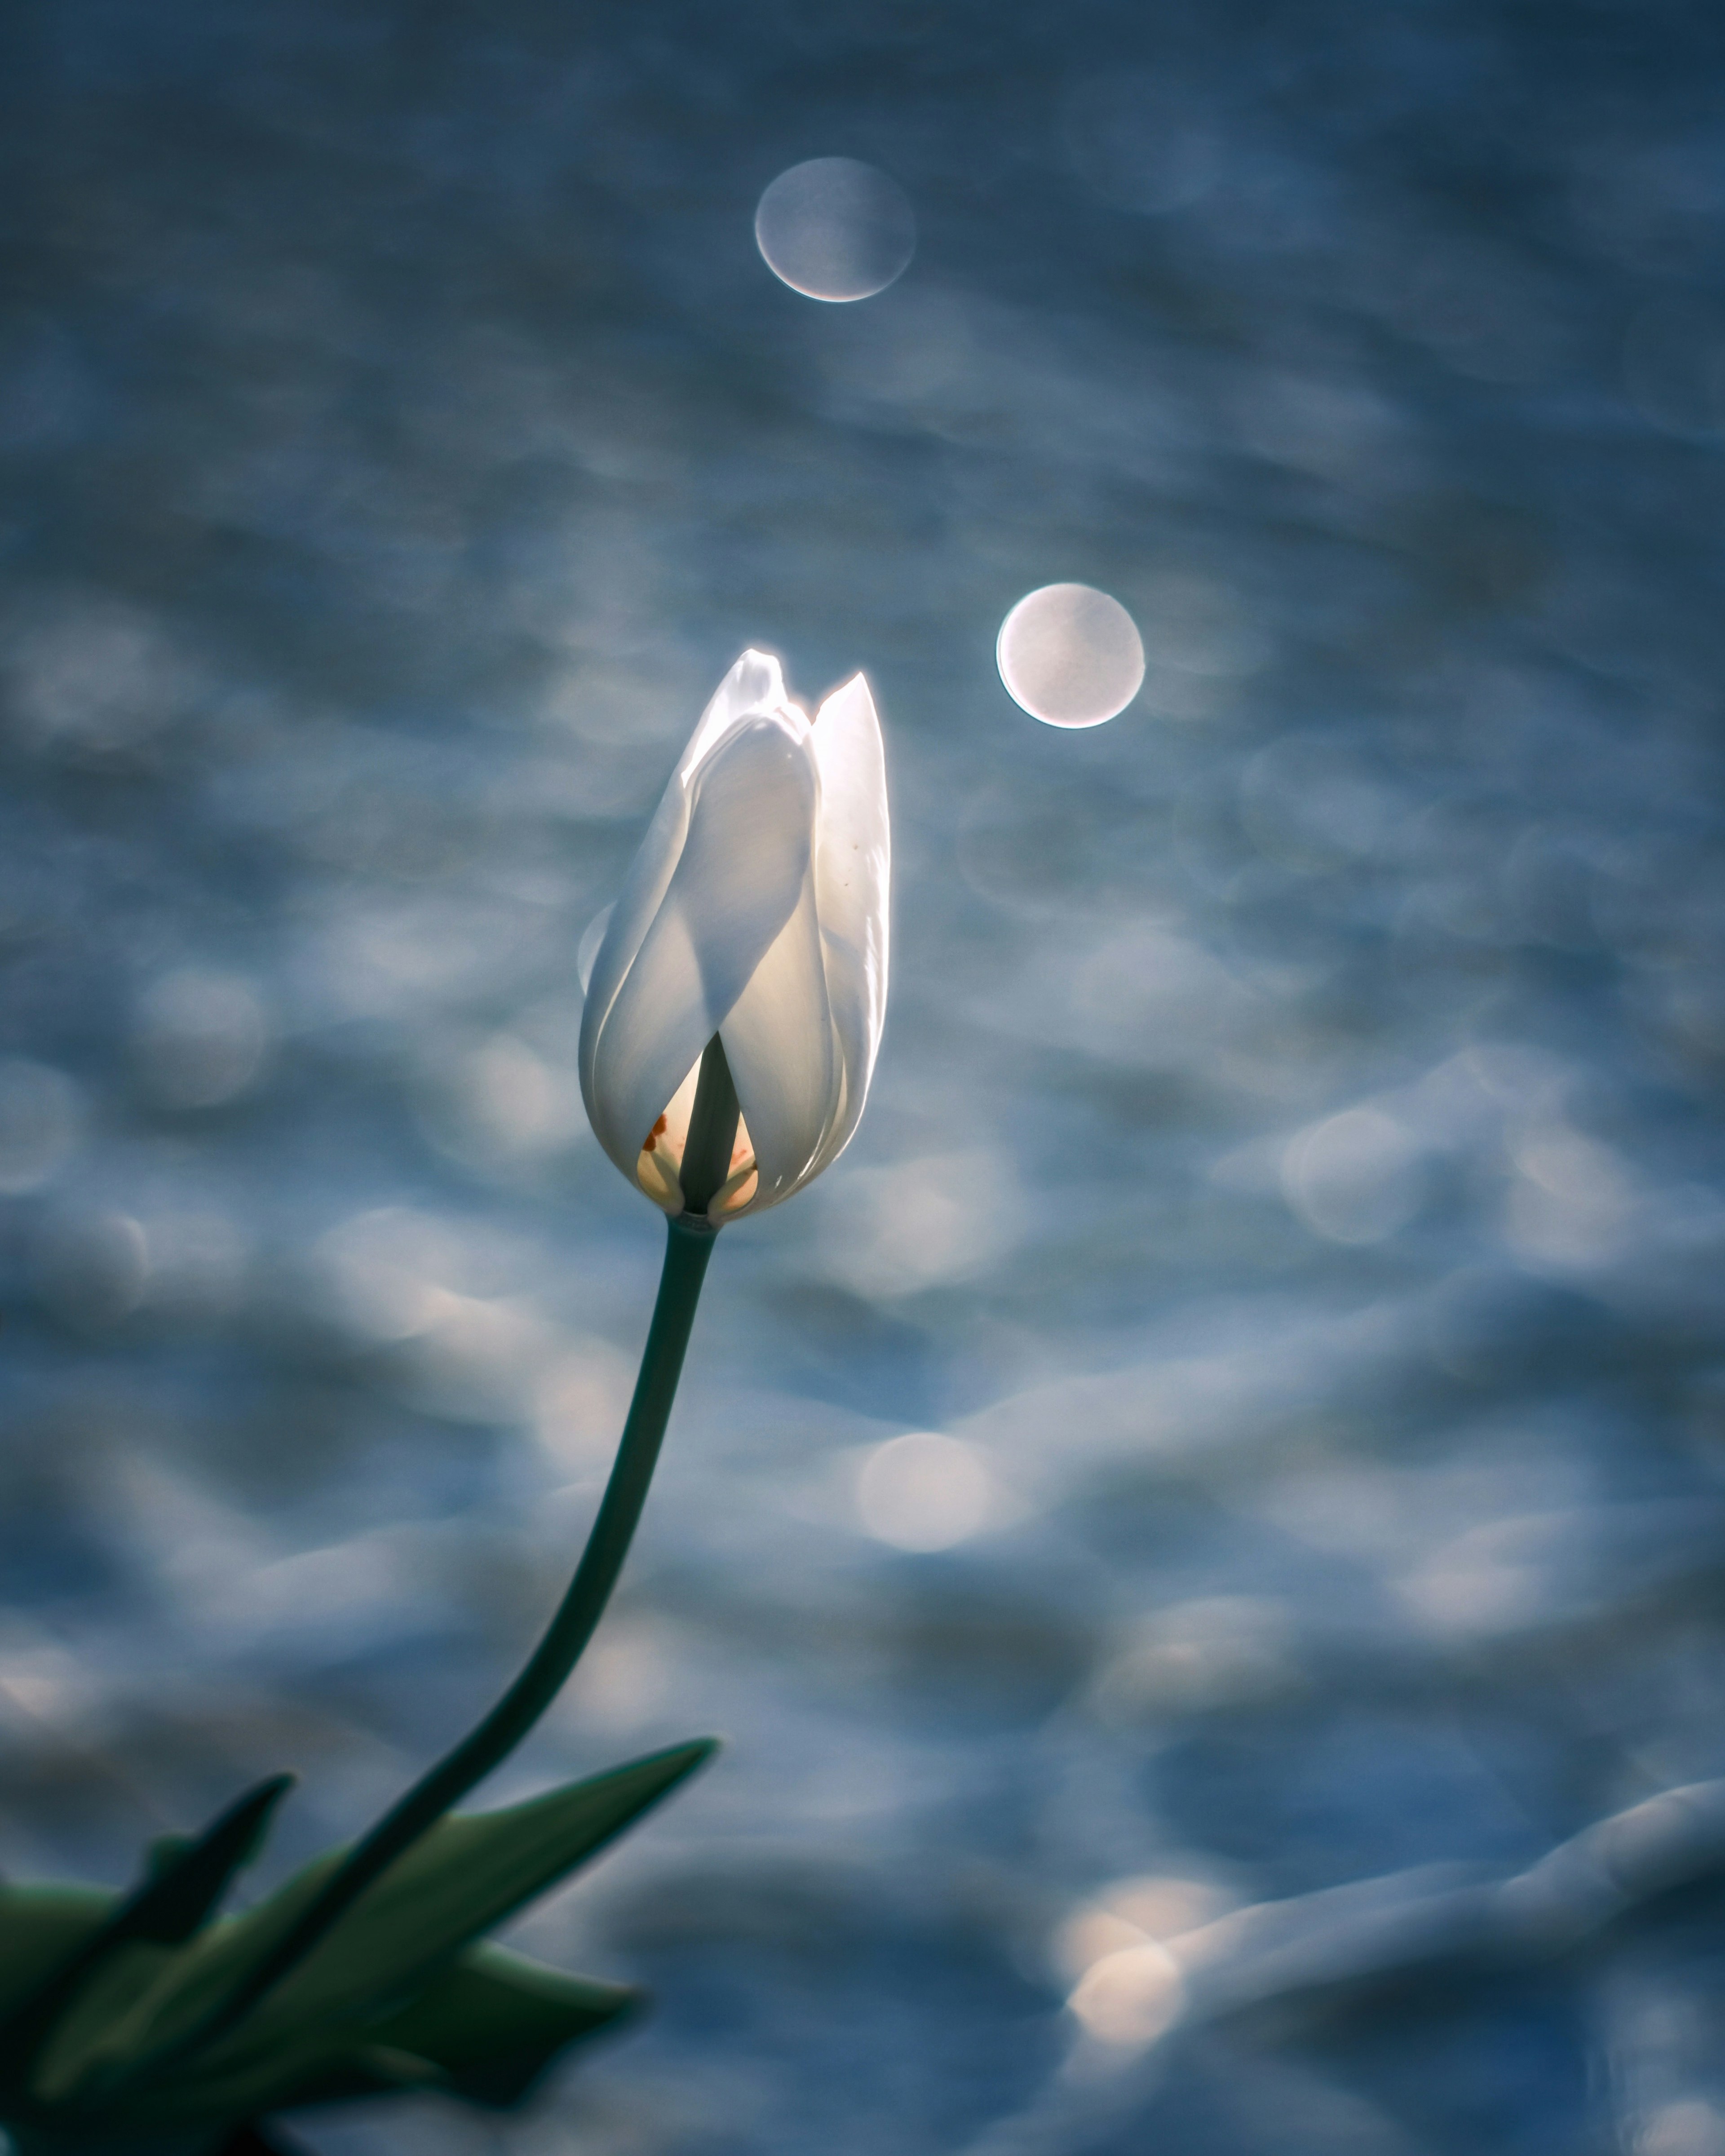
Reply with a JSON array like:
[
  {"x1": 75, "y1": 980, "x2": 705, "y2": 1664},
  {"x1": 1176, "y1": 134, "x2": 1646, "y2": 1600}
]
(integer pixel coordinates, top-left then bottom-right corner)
[
  {"x1": 127, "y1": 1943, "x2": 637, "y2": 2126},
  {"x1": 27, "y1": 1739, "x2": 714, "y2": 2131},
  {"x1": 217, "y1": 2125, "x2": 314, "y2": 2156},
  {"x1": 0, "y1": 1778, "x2": 294, "y2": 2096},
  {"x1": 364, "y1": 1941, "x2": 635, "y2": 2108},
  {"x1": 0, "y1": 1889, "x2": 115, "y2": 2024}
]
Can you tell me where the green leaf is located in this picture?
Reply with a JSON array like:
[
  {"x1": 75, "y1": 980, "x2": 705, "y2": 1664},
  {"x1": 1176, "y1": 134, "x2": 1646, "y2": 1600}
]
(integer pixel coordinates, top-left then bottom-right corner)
[
  {"x1": 363, "y1": 1941, "x2": 637, "y2": 2108},
  {"x1": 205, "y1": 1740, "x2": 709, "y2": 2074},
  {"x1": 215, "y1": 2125, "x2": 316, "y2": 2156},
  {"x1": 4, "y1": 1778, "x2": 292, "y2": 2099},
  {"x1": 125, "y1": 1779, "x2": 296, "y2": 1947},
  {"x1": 25, "y1": 1943, "x2": 183, "y2": 2102},
  {"x1": 45, "y1": 1740, "x2": 714, "y2": 2108},
  {"x1": 120, "y1": 2032, "x2": 447, "y2": 2128},
  {"x1": 116, "y1": 1945, "x2": 636, "y2": 2129},
  {"x1": 0, "y1": 1886, "x2": 116, "y2": 2020},
  {"x1": 146, "y1": 1835, "x2": 200, "y2": 1881}
]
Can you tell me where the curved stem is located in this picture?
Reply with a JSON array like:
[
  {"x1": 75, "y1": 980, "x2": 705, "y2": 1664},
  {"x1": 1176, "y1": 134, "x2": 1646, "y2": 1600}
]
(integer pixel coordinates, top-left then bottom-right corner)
[{"x1": 149, "y1": 1206, "x2": 719, "y2": 2075}]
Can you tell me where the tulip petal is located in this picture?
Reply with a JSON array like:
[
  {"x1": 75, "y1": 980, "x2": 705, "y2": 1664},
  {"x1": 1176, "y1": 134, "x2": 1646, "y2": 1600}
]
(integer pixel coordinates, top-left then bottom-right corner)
[
  {"x1": 806, "y1": 673, "x2": 891, "y2": 1177},
  {"x1": 717, "y1": 865, "x2": 835, "y2": 1208},
  {"x1": 677, "y1": 648, "x2": 804, "y2": 783},
  {"x1": 579, "y1": 652, "x2": 794, "y2": 1086},
  {"x1": 576, "y1": 904, "x2": 615, "y2": 996},
  {"x1": 583, "y1": 714, "x2": 817, "y2": 1173}
]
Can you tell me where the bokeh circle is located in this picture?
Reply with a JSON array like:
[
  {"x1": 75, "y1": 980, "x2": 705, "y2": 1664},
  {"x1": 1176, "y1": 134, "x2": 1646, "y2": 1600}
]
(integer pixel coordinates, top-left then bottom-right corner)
[
  {"x1": 996, "y1": 584, "x2": 1146, "y2": 728},
  {"x1": 755, "y1": 158, "x2": 917, "y2": 302}
]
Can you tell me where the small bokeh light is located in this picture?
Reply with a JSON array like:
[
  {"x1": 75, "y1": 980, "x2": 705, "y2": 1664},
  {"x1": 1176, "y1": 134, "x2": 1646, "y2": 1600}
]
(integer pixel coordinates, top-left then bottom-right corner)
[
  {"x1": 1066, "y1": 1940, "x2": 1186, "y2": 2049},
  {"x1": 854, "y1": 1431, "x2": 995, "y2": 1552}
]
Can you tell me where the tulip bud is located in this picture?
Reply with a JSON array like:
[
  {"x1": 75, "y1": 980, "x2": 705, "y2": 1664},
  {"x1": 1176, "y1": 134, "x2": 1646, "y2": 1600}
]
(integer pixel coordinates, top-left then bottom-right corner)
[{"x1": 579, "y1": 651, "x2": 890, "y2": 1221}]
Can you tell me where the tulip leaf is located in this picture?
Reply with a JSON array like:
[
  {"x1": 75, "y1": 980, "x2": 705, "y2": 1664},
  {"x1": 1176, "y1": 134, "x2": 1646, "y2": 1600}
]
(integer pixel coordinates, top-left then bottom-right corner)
[
  {"x1": 0, "y1": 1885, "x2": 116, "y2": 2021},
  {"x1": 117, "y1": 2031, "x2": 447, "y2": 2129},
  {"x1": 124, "y1": 1778, "x2": 296, "y2": 1947},
  {"x1": 217, "y1": 2124, "x2": 316, "y2": 2156},
  {"x1": 117, "y1": 1945, "x2": 637, "y2": 2130},
  {"x1": 48, "y1": 1740, "x2": 714, "y2": 2107},
  {"x1": 27, "y1": 1942, "x2": 183, "y2": 2105},
  {"x1": 3, "y1": 1777, "x2": 293, "y2": 2098},
  {"x1": 361, "y1": 1941, "x2": 637, "y2": 2108}
]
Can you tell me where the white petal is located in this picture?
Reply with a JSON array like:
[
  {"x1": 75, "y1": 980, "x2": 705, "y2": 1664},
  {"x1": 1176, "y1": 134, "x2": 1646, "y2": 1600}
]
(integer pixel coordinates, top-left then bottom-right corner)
[
  {"x1": 806, "y1": 673, "x2": 891, "y2": 1176},
  {"x1": 579, "y1": 651, "x2": 796, "y2": 1096},
  {"x1": 718, "y1": 865, "x2": 835, "y2": 1209},
  {"x1": 576, "y1": 903, "x2": 615, "y2": 995},
  {"x1": 678, "y1": 648, "x2": 804, "y2": 781},
  {"x1": 582, "y1": 713, "x2": 817, "y2": 1173},
  {"x1": 579, "y1": 786, "x2": 691, "y2": 1101}
]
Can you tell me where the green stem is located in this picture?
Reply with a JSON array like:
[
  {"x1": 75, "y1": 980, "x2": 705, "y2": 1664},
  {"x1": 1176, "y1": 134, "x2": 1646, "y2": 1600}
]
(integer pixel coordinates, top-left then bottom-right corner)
[
  {"x1": 679, "y1": 1032, "x2": 741, "y2": 1217},
  {"x1": 124, "y1": 1033, "x2": 744, "y2": 2085},
  {"x1": 191, "y1": 1216, "x2": 714, "y2": 2057}
]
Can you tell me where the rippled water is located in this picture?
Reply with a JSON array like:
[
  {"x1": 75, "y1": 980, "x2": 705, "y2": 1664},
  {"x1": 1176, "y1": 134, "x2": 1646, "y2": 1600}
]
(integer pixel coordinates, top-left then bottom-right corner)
[{"x1": 5, "y1": 3, "x2": 1725, "y2": 2152}]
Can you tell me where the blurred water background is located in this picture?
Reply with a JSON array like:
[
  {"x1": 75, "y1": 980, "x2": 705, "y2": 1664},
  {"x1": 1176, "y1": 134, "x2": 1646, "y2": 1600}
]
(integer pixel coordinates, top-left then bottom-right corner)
[{"x1": 5, "y1": 2, "x2": 1725, "y2": 2152}]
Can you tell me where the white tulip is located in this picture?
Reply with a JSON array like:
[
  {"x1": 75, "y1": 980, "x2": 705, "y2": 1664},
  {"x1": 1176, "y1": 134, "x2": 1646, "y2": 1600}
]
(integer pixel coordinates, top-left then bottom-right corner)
[{"x1": 578, "y1": 650, "x2": 890, "y2": 1221}]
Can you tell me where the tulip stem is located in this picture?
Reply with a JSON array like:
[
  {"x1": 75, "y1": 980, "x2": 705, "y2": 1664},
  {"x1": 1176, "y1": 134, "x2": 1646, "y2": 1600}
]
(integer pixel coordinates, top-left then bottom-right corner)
[
  {"x1": 680, "y1": 1031, "x2": 741, "y2": 1217},
  {"x1": 120, "y1": 1147, "x2": 729, "y2": 2086}
]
